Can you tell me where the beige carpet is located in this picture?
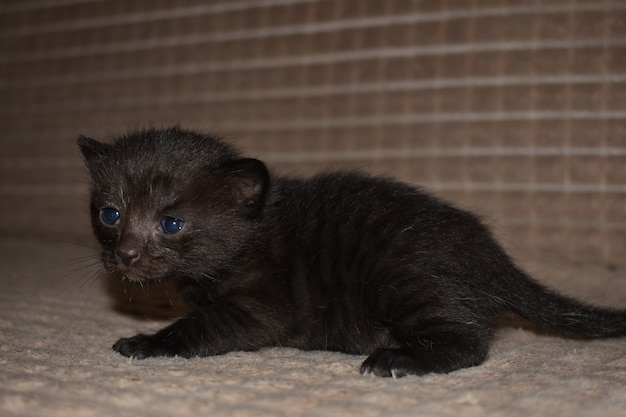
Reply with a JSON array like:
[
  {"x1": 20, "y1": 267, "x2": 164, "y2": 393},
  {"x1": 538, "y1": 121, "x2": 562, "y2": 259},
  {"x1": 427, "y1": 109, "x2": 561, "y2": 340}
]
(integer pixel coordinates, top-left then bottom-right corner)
[{"x1": 2, "y1": 236, "x2": 626, "y2": 417}]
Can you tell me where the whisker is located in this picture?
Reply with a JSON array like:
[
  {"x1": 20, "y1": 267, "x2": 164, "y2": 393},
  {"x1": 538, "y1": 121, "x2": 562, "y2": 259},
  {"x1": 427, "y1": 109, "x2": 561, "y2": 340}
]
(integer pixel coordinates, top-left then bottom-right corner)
[{"x1": 55, "y1": 256, "x2": 103, "y2": 292}]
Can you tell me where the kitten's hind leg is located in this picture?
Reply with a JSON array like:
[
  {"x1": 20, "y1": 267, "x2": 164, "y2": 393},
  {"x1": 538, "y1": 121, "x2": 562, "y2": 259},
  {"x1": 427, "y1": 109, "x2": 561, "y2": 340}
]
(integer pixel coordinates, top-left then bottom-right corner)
[{"x1": 360, "y1": 323, "x2": 491, "y2": 378}]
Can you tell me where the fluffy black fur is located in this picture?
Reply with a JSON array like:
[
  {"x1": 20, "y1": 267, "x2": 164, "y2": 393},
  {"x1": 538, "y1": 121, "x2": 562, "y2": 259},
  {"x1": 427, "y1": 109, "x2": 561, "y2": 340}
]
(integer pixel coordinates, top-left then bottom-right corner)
[{"x1": 79, "y1": 126, "x2": 626, "y2": 378}]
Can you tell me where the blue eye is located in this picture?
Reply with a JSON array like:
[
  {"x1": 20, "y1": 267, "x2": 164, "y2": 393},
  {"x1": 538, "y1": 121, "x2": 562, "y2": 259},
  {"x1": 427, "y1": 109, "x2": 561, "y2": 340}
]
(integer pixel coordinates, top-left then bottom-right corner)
[
  {"x1": 160, "y1": 216, "x2": 185, "y2": 234},
  {"x1": 100, "y1": 207, "x2": 120, "y2": 225}
]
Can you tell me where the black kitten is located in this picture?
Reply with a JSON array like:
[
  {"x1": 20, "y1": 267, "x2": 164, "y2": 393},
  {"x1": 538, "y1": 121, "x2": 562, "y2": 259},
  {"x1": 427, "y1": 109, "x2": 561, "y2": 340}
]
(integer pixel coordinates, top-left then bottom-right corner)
[{"x1": 79, "y1": 127, "x2": 626, "y2": 378}]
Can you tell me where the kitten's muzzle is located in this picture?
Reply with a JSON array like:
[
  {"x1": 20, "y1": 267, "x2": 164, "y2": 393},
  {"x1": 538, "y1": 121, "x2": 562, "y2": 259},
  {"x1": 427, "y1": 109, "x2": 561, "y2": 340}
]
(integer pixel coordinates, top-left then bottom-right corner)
[{"x1": 116, "y1": 235, "x2": 142, "y2": 266}]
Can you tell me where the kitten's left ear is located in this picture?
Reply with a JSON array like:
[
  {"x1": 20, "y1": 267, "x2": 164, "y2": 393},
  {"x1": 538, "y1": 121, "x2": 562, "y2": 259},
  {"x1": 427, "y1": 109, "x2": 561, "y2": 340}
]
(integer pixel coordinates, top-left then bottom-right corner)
[
  {"x1": 220, "y1": 158, "x2": 270, "y2": 215},
  {"x1": 77, "y1": 135, "x2": 110, "y2": 164}
]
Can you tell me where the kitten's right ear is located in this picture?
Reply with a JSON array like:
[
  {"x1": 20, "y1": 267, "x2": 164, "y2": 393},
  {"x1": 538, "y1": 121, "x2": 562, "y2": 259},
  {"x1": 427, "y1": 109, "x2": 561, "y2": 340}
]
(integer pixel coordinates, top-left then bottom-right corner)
[
  {"x1": 219, "y1": 158, "x2": 270, "y2": 217},
  {"x1": 77, "y1": 135, "x2": 110, "y2": 163}
]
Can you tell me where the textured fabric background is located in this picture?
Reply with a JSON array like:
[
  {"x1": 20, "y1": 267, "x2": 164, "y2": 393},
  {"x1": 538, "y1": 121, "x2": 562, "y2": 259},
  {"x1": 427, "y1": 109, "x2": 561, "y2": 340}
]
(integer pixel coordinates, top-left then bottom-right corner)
[{"x1": 1, "y1": 0, "x2": 625, "y2": 264}]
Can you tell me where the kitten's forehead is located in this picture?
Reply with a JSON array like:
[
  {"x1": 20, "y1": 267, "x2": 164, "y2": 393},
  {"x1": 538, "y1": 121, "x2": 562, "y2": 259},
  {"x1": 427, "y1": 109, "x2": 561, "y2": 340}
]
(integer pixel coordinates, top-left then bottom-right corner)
[{"x1": 96, "y1": 167, "x2": 197, "y2": 221}]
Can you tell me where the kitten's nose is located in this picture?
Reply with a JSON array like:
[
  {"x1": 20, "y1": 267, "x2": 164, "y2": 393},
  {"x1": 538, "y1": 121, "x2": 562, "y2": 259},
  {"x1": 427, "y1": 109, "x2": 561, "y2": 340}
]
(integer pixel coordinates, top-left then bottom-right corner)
[{"x1": 116, "y1": 235, "x2": 142, "y2": 266}]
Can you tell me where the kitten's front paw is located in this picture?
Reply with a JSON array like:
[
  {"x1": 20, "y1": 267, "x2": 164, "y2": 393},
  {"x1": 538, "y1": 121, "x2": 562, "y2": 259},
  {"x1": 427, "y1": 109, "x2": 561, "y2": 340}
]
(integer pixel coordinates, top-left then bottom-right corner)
[
  {"x1": 112, "y1": 334, "x2": 173, "y2": 359},
  {"x1": 360, "y1": 348, "x2": 422, "y2": 378}
]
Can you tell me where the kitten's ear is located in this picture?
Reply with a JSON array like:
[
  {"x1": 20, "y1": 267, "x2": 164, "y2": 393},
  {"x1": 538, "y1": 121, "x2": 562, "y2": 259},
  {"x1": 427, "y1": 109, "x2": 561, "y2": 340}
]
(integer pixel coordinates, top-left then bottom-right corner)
[
  {"x1": 220, "y1": 158, "x2": 270, "y2": 215},
  {"x1": 77, "y1": 135, "x2": 110, "y2": 164}
]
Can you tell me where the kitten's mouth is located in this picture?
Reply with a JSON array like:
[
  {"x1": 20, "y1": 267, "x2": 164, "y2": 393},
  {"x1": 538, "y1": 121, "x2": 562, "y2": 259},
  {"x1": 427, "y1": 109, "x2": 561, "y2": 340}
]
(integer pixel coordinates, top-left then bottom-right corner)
[
  {"x1": 113, "y1": 264, "x2": 160, "y2": 284},
  {"x1": 103, "y1": 256, "x2": 162, "y2": 284},
  {"x1": 120, "y1": 271, "x2": 150, "y2": 283}
]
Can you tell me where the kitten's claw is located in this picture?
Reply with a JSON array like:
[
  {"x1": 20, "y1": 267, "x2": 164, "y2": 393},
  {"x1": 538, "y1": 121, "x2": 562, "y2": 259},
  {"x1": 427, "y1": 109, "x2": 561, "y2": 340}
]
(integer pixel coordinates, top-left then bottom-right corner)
[
  {"x1": 112, "y1": 334, "x2": 173, "y2": 359},
  {"x1": 360, "y1": 348, "x2": 422, "y2": 378}
]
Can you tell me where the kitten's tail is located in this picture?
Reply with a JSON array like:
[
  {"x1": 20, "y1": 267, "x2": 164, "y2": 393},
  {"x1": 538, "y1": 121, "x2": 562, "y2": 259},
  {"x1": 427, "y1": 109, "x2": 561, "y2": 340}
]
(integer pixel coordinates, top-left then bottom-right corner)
[{"x1": 498, "y1": 269, "x2": 626, "y2": 339}]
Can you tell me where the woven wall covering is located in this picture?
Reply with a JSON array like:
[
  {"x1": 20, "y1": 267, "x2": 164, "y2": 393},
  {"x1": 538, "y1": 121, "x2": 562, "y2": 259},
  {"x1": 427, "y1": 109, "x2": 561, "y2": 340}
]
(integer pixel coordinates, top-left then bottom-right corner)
[{"x1": 1, "y1": 0, "x2": 625, "y2": 265}]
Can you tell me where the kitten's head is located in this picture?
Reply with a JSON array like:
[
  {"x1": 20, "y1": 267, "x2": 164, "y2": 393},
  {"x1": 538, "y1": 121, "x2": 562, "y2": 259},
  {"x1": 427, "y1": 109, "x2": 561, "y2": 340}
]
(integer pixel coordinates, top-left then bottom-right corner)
[{"x1": 78, "y1": 127, "x2": 269, "y2": 284}]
